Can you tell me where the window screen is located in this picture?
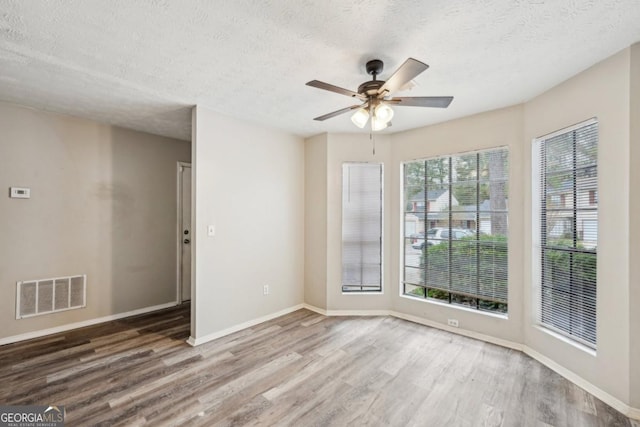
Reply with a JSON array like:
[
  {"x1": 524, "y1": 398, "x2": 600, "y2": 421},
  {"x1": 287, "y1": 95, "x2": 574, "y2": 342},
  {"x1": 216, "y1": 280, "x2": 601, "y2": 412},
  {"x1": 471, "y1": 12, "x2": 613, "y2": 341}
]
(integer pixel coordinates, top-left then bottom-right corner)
[
  {"x1": 342, "y1": 163, "x2": 383, "y2": 292},
  {"x1": 402, "y1": 147, "x2": 509, "y2": 313},
  {"x1": 535, "y1": 119, "x2": 598, "y2": 348}
]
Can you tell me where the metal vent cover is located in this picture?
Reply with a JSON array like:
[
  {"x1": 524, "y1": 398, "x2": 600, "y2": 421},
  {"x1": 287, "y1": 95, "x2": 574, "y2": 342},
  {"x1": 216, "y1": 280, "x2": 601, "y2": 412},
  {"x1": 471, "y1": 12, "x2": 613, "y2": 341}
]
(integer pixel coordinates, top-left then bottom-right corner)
[{"x1": 16, "y1": 275, "x2": 86, "y2": 319}]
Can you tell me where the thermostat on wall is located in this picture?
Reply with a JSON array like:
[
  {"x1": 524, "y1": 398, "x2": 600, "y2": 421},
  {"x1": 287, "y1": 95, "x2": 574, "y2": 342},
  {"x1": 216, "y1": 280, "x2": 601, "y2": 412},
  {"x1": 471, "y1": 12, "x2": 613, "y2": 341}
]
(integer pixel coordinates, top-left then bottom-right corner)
[{"x1": 9, "y1": 187, "x2": 30, "y2": 199}]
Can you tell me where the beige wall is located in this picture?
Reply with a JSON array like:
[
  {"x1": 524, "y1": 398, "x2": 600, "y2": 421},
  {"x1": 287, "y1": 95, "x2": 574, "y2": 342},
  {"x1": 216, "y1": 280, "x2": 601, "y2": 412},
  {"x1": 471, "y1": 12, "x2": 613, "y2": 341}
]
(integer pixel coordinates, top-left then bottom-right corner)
[
  {"x1": 191, "y1": 106, "x2": 304, "y2": 341},
  {"x1": 628, "y1": 42, "x2": 640, "y2": 408},
  {"x1": 301, "y1": 107, "x2": 526, "y2": 337},
  {"x1": 0, "y1": 102, "x2": 191, "y2": 340},
  {"x1": 303, "y1": 133, "x2": 393, "y2": 312},
  {"x1": 2, "y1": 42, "x2": 636, "y2": 412},
  {"x1": 304, "y1": 108, "x2": 524, "y2": 328},
  {"x1": 390, "y1": 105, "x2": 525, "y2": 343},
  {"x1": 303, "y1": 45, "x2": 638, "y2": 410},
  {"x1": 523, "y1": 48, "x2": 631, "y2": 404},
  {"x1": 325, "y1": 133, "x2": 392, "y2": 311},
  {"x1": 304, "y1": 133, "x2": 328, "y2": 309}
]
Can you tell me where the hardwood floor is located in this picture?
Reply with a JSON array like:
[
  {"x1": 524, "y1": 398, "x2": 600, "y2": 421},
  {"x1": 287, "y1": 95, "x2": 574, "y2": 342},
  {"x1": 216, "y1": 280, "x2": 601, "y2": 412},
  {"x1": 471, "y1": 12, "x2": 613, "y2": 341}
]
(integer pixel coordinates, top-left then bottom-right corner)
[{"x1": 0, "y1": 304, "x2": 634, "y2": 426}]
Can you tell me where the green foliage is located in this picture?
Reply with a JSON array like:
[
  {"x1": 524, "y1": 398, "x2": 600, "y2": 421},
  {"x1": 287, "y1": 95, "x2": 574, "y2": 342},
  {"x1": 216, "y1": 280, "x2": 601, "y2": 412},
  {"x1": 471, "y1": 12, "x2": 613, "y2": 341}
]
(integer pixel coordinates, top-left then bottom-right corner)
[
  {"x1": 404, "y1": 159, "x2": 449, "y2": 189},
  {"x1": 544, "y1": 239, "x2": 596, "y2": 284},
  {"x1": 408, "y1": 287, "x2": 425, "y2": 297},
  {"x1": 428, "y1": 288, "x2": 450, "y2": 301},
  {"x1": 403, "y1": 149, "x2": 511, "y2": 314},
  {"x1": 414, "y1": 234, "x2": 508, "y2": 313},
  {"x1": 541, "y1": 238, "x2": 597, "y2": 343},
  {"x1": 406, "y1": 286, "x2": 450, "y2": 303},
  {"x1": 450, "y1": 151, "x2": 508, "y2": 209},
  {"x1": 452, "y1": 154, "x2": 483, "y2": 203}
]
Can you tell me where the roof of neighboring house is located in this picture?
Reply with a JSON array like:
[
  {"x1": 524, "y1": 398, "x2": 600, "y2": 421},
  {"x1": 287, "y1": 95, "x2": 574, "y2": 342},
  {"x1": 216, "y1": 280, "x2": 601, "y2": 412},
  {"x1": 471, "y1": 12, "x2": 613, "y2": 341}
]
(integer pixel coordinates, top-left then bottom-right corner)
[
  {"x1": 407, "y1": 199, "x2": 508, "y2": 219},
  {"x1": 458, "y1": 200, "x2": 492, "y2": 211},
  {"x1": 546, "y1": 167, "x2": 597, "y2": 194},
  {"x1": 409, "y1": 189, "x2": 447, "y2": 202}
]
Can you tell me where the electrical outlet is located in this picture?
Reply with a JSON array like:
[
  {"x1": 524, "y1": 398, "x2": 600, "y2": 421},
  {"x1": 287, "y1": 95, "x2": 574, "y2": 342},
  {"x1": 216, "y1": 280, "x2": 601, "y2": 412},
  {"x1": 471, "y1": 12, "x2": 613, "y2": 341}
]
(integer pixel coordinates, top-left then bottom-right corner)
[
  {"x1": 447, "y1": 318, "x2": 459, "y2": 327},
  {"x1": 263, "y1": 285, "x2": 269, "y2": 295}
]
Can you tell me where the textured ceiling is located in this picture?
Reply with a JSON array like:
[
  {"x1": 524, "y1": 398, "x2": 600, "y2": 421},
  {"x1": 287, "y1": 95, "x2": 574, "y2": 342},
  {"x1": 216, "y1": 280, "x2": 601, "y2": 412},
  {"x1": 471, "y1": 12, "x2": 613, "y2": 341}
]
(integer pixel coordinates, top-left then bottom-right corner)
[{"x1": 1, "y1": 0, "x2": 640, "y2": 141}]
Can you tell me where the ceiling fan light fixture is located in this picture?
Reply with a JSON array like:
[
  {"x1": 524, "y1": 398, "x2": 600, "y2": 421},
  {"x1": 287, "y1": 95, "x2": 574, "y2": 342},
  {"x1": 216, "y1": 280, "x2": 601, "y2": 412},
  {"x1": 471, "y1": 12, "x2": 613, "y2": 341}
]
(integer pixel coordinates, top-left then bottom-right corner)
[
  {"x1": 371, "y1": 115, "x2": 389, "y2": 131},
  {"x1": 307, "y1": 58, "x2": 453, "y2": 133},
  {"x1": 351, "y1": 108, "x2": 369, "y2": 128},
  {"x1": 374, "y1": 103, "x2": 394, "y2": 124}
]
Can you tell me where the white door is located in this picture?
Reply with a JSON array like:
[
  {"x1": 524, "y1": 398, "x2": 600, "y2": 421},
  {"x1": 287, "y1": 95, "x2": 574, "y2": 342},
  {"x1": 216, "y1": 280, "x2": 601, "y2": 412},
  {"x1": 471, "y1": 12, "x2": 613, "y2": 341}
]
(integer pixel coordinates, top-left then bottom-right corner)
[{"x1": 179, "y1": 163, "x2": 192, "y2": 302}]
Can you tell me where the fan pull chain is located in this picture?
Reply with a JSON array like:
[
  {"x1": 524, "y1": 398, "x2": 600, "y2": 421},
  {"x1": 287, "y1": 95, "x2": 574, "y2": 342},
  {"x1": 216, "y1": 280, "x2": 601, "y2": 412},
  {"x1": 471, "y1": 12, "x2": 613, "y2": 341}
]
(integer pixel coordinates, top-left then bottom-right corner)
[{"x1": 370, "y1": 131, "x2": 376, "y2": 155}]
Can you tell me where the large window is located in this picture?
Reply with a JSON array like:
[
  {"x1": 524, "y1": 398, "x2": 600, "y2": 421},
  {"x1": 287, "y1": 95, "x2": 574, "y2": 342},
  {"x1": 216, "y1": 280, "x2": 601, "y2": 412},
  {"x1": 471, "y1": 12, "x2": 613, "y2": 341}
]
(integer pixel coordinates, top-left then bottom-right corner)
[
  {"x1": 342, "y1": 163, "x2": 383, "y2": 292},
  {"x1": 534, "y1": 119, "x2": 598, "y2": 348},
  {"x1": 402, "y1": 148, "x2": 509, "y2": 313}
]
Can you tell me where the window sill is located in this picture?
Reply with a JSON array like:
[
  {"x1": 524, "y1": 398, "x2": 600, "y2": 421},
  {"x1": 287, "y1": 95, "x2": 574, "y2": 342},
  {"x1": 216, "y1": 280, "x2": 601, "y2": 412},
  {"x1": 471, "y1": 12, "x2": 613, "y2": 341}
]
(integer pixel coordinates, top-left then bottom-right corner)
[
  {"x1": 399, "y1": 293, "x2": 509, "y2": 320},
  {"x1": 341, "y1": 291, "x2": 384, "y2": 296},
  {"x1": 533, "y1": 324, "x2": 597, "y2": 356}
]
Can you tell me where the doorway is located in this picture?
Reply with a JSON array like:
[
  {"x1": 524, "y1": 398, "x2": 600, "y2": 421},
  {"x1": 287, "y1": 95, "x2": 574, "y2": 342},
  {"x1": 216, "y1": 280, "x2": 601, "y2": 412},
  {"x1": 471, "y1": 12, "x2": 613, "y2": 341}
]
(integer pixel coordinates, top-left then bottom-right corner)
[{"x1": 177, "y1": 162, "x2": 191, "y2": 303}]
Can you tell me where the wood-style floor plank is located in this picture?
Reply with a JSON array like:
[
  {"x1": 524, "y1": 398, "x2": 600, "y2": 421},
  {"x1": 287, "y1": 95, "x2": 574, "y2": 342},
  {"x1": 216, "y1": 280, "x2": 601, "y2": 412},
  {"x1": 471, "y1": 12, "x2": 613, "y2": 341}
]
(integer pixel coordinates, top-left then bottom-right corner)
[{"x1": 0, "y1": 304, "x2": 635, "y2": 426}]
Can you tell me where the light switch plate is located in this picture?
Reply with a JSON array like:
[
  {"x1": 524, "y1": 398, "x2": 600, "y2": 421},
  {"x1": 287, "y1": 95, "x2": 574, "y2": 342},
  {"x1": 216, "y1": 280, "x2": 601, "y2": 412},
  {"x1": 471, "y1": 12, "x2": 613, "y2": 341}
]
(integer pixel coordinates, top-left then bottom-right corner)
[
  {"x1": 10, "y1": 187, "x2": 30, "y2": 199},
  {"x1": 207, "y1": 225, "x2": 215, "y2": 236}
]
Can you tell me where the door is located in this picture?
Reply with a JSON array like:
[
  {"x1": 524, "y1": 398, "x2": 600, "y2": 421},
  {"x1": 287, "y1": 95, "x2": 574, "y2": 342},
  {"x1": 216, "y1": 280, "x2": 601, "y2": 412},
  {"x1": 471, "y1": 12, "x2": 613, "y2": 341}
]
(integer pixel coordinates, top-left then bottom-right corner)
[{"x1": 178, "y1": 163, "x2": 192, "y2": 302}]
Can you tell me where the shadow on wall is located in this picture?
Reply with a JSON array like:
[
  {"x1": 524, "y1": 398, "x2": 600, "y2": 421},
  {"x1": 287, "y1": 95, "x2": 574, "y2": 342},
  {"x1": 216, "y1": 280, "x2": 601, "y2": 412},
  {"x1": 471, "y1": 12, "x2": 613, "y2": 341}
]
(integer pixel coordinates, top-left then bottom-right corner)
[
  {"x1": 0, "y1": 104, "x2": 192, "y2": 341},
  {"x1": 107, "y1": 127, "x2": 190, "y2": 313}
]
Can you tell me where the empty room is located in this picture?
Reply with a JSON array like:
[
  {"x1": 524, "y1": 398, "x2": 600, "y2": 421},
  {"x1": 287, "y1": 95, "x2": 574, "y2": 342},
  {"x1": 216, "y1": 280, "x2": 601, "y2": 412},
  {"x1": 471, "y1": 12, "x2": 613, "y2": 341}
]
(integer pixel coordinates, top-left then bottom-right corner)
[{"x1": 1, "y1": 1, "x2": 639, "y2": 425}]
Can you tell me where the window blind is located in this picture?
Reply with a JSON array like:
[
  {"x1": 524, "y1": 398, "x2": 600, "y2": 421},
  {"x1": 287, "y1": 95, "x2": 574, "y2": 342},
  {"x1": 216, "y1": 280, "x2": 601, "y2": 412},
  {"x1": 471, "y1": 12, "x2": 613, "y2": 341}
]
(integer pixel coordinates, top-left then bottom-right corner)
[
  {"x1": 342, "y1": 163, "x2": 383, "y2": 292},
  {"x1": 402, "y1": 147, "x2": 509, "y2": 313},
  {"x1": 536, "y1": 119, "x2": 598, "y2": 348}
]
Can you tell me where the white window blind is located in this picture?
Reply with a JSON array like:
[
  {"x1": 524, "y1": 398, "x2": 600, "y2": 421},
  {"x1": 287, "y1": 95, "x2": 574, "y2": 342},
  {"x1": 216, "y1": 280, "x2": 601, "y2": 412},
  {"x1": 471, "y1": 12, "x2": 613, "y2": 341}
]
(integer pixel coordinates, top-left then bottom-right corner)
[
  {"x1": 535, "y1": 119, "x2": 598, "y2": 348},
  {"x1": 342, "y1": 163, "x2": 383, "y2": 292},
  {"x1": 402, "y1": 147, "x2": 509, "y2": 313}
]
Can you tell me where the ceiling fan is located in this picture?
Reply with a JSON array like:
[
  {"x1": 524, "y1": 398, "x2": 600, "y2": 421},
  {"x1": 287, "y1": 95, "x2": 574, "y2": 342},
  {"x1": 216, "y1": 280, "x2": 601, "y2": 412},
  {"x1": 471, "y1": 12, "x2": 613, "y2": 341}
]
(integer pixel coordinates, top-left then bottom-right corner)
[{"x1": 306, "y1": 58, "x2": 453, "y2": 131}]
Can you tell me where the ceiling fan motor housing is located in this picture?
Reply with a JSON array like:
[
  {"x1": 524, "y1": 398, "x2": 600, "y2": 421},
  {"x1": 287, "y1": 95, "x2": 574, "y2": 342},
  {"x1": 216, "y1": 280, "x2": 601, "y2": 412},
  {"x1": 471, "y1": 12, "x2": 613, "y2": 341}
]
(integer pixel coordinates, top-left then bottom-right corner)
[
  {"x1": 366, "y1": 59, "x2": 384, "y2": 76},
  {"x1": 358, "y1": 59, "x2": 386, "y2": 96},
  {"x1": 358, "y1": 80, "x2": 385, "y2": 96}
]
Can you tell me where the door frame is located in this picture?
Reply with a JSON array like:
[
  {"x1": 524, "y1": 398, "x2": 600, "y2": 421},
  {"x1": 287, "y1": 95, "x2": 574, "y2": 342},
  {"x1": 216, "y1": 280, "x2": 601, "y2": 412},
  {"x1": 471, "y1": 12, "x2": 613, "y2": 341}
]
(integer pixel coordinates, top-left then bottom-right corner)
[{"x1": 176, "y1": 161, "x2": 192, "y2": 304}]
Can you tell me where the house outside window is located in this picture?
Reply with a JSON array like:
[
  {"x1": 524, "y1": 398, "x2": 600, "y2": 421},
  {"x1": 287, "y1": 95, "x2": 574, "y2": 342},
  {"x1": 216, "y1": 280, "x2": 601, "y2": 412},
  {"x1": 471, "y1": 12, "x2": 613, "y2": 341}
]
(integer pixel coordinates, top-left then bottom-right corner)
[
  {"x1": 402, "y1": 147, "x2": 509, "y2": 313},
  {"x1": 533, "y1": 118, "x2": 598, "y2": 348}
]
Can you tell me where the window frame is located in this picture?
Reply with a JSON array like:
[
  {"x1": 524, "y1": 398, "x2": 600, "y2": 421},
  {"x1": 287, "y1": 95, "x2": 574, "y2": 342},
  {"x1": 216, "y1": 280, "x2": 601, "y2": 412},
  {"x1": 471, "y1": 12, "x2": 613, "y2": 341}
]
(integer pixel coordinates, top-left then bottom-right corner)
[
  {"x1": 341, "y1": 162, "x2": 384, "y2": 294},
  {"x1": 400, "y1": 147, "x2": 509, "y2": 314},
  {"x1": 532, "y1": 117, "x2": 598, "y2": 349}
]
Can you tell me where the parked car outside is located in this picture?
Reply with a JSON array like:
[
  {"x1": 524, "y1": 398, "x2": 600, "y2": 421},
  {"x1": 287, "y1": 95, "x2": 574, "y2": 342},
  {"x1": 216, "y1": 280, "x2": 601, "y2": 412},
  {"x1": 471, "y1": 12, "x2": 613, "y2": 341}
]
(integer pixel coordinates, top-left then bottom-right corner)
[{"x1": 411, "y1": 228, "x2": 474, "y2": 249}]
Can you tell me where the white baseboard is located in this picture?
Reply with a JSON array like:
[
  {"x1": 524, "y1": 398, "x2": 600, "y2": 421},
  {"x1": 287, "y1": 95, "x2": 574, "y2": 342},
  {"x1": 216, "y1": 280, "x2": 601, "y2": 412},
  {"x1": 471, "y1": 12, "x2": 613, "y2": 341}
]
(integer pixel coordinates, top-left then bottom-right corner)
[
  {"x1": 522, "y1": 346, "x2": 637, "y2": 420},
  {"x1": 302, "y1": 304, "x2": 521, "y2": 350},
  {"x1": 328, "y1": 309, "x2": 391, "y2": 316},
  {"x1": 302, "y1": 303, "x2": 327, "y2": 315},
  {"x1": 389, "y1": 310, "x2": 523, "y2": 351},
  {"x1": 302, "y1": 304, "x2": 389, "y2": 317},
  {"x1": 187, "y1": 303, "x2": 305, "y2": 347},
  {"x1": 5, "y1": 298, "x2": 637, "y2": 420},
  {"x1": 299, "y1": 304, "x2": 639, "y2": 420},
  {"x1": 0, "y1": 301, "x2": 179, "y2": 346}
]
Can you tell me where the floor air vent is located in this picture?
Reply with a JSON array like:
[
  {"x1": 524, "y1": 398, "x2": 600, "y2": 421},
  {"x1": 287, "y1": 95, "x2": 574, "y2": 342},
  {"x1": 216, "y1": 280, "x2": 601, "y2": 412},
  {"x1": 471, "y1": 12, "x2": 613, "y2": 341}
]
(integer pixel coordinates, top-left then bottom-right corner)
[{"x1": 16, "y1": 275, "x2": 86, "y2": 319}]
